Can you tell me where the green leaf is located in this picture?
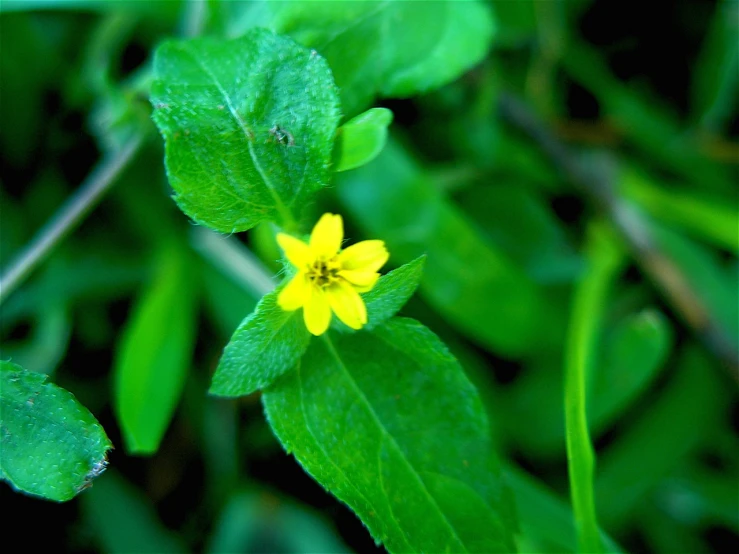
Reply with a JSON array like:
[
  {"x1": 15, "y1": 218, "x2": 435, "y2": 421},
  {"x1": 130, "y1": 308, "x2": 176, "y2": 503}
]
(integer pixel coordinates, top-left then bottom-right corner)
[
  {"x1": 562, "y1": 37, "x2": 733, "y2": 193},
  {"x1": 0, "y1": 0, "x2": 182, "y2": 19},
  {"x1": 691, "y1": 1, "x2": 739, "y2": 131},
  {"x1": 334, "y1": 107, "x2": 393, "y2": 172},
  {"x1": 622, "y1": 166, "x2": 739, "y2": 253},
  {"x1": 0, "y1": 360, "x2": 112, "y2": 502},
  {"x1": 263, "y1": 318, "x2": 516, "y2": 553},
  {"x1": 207, "y1": 488, "x2": 349, "y2": 554},
  {"x1": 82, "y1": 470, "x2": 185, "y2": 553},
  {"x1": 489, "y1": 0, "x2": 537, "y2": 46},
  {"x1": 363, "y1": 255, "x2": 426, "y2": 329},
  {"x1": 333, "y1": 255, "x2": 426, "y2": 333},
  {"x1": 151, "y1": 28, "x2": 341, "y2": 232},
  {"x1": 338, "y1": 138, "x2": 542, "y2": 356},
  {"x1": 0, "y1": 304, "x2": 71, "y2": 376},
  {"x1": 596, "y1": 345, "x2": 727, "y2": 531},
  {"x1": 589, "y1": 309, "x2": 672, "y2": 429},
  {"x1": 500, "y1": 305, "x2": 672, "y2": 457},
  {"x1": 456, "y1": 184, "x2": 583, "y2": 283},
  {"x1": 209, "y1": 284, "x2": 311, "y2": 398},
  {"x1": 504, "y1": 464, "x2": 623, "y2": 553},
  {"x1": 113, "y1": 243, "x2": 197, "y2": 455},
  {"x1": 231, "y1": 1, "x2": 494, "y2": 115}
]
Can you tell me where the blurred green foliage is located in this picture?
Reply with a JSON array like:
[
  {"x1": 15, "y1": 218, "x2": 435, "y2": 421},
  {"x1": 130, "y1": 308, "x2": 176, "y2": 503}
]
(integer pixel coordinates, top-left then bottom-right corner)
[{"x1": 0, "y1": 1, "x2": 737, "y2": 553}]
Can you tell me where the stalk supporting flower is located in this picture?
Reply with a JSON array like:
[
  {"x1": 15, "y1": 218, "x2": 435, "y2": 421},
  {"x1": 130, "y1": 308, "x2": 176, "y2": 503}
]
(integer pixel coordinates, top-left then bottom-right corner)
[{"x1": 276, "y1": 213, "x2": 389, "y2": 336}]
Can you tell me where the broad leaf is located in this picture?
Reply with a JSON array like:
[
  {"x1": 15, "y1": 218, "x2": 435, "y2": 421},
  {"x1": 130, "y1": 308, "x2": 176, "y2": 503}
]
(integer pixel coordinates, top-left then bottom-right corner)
[
  {"x1": 209, "y1": 284, "x2": 311, "y2": 398},
  {"x1": 263, "y1": 318, "x2": 516, "y2": 553},
  {"x1": 334, "y1": 107, "x2": 393, "y2": 172},
  {"x1": 151, "y1": 28, "x2": 341, "y2": 232},
  {"x1": 113, "y1": 244, "x2": 197, "y2": 455},
  {"x1": 0, "y1": 361, "x2": 112, "y2": 502},
  {"x1": 338, "y1": 138, "x2": 541, "y2": 355},
  {"x1": 229, "y1": 1, "x2": 495, "y2": 115}
]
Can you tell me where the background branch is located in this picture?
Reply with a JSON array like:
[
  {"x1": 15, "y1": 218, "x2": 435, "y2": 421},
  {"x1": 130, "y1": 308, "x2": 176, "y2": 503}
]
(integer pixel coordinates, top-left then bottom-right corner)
[
  {"x1": 0, "y1": 136, "x2": 142, "y2": 304},
  {"x1": 499, "y1": 93, "x2": 739, "y2": 380}
]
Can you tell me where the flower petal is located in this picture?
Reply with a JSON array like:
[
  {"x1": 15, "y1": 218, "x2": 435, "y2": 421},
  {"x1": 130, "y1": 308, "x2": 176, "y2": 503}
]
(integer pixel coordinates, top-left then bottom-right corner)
[
  {"x1": 339, "y1": 269, "x2": 380, "y2": 289},
  {"x1": 310, "y1": 213, "x2": 343, "y2": 258},
  {"x1": 276, "y1": 233, "x2": 313, "y2": 270},
  {"x1": 338, "y1": 239, "x2": 388, "y2": 272},
  {"x1": 303, "y1": 286, "x2": 332, "y2": 336},
  {"x1": 277, "y1": 272, "x2": 308, "y2": 311},
  {"x1": 327, "y1": 280, "x2": 367, "y2": 330}
]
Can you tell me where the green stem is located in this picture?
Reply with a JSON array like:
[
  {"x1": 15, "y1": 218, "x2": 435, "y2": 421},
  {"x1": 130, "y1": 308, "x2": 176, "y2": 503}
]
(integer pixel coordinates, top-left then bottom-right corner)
[
  {"x1": 189, "y1": 227, "x2": 276, "y2": 297},
  {"x1": 0, "y1": 136, "x2": 142, "y2": 304},
  {"x1": 564, "y1": 222, "x2": 622, "y2": 554}
]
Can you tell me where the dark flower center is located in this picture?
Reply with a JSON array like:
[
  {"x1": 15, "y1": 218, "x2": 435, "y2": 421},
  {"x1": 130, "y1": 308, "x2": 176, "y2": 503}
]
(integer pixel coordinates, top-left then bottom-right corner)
[{"x1": 308, "y1": 258, "x2": 340, "y2": 288}]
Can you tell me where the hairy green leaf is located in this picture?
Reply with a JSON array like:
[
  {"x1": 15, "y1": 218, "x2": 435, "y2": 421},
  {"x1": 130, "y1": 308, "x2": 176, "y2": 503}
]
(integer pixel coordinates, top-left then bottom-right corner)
[
  {"x1": 334, "y1": 107, "x2": 393, "y2": 172},
  {"x1": 263, "y1": 318, "x2": 516, "y2": 553},
  {"x1": 0, "y1": 361, "x2": 112, "y2": 501},
  {"x1": 210, "y1": 285, "x2": 310, "y2": 398},
  {"x1": 338, "y1": 138, "x2": 541, "y2": 355},
  {"x1": 151, "y1": 28, "x2": 341, "y2": 232},
  {"x1": 113, "y1": 244, "x2": 197, "y2": 455}
]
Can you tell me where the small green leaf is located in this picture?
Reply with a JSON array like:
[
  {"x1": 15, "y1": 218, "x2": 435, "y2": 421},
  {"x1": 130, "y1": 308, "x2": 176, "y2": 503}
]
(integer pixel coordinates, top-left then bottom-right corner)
[
  {"x1": 334, "y1": 107, "x2": 393, "y2": 172},
  {"x1": 151, "y1": 28, "x2": 341, "y2": 232},
  {"x1": 263, "y1": 318, "x2": 516, "y2": 553},
  {"x1": 363, "y1": 255, "x2": 425, "y2": 329},
  {"x1": 590, "y1": 309, "x2": 672, "y2": 428},
  {"x1": 332, "y1": 256, "x2": 426, "y2": 334},
  {"x1": 210, "y1": 284, "x2": 311, "y2": 398},
  {"x1": 113, "y1": 244, "x2": 197, "y2": 455},
  {"x1": 0, "y1": 360, "x2": 112, "y2": 502}
]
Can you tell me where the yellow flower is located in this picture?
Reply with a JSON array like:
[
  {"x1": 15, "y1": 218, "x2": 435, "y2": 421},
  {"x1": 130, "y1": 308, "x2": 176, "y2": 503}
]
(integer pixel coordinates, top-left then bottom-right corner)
[{"x1": 276, "y1": 213, "x2": 389, "y2": 336}]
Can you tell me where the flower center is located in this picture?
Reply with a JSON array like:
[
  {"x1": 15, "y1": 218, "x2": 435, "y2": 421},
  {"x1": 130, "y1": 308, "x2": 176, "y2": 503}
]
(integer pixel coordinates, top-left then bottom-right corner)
[{"x1": 307, "y1": 257, "x2": 341, "y2": 288}]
